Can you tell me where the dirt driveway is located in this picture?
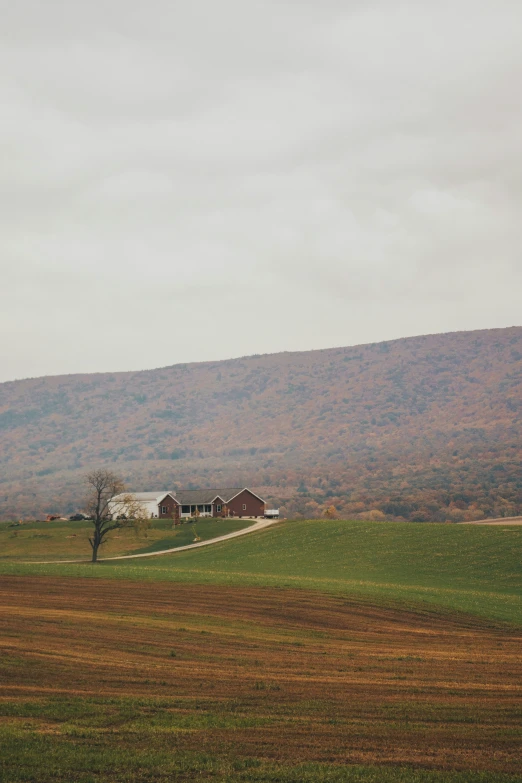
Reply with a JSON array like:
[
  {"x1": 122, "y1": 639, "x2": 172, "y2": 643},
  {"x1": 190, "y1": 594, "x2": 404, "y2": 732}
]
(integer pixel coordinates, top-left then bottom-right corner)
[
  {"x1": 461, "y1": 516, "x2": 522, "y2": 525},
  {"x1": 29, "y1": 517, "x2": 281, "y2": 564}
]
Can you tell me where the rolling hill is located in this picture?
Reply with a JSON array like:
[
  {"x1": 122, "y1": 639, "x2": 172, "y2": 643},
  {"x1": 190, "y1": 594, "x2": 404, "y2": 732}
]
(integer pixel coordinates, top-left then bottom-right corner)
[
  {"x1": 1, "y1": 326, "x2": 522, "y2": 520},
  {"x1": 2, "y1": 519, "x2": 520, "y2": 624}
]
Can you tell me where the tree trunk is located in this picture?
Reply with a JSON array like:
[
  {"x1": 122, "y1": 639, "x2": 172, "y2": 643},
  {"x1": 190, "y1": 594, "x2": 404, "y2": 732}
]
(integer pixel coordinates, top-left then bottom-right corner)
[{"x1": 90, "y1": 528, "x2": 102, "y2": 563}]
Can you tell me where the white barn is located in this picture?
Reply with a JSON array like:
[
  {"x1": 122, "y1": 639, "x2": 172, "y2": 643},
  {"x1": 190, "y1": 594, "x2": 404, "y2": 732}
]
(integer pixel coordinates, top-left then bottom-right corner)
[{"x1": 108, "y1": 491, "x2": 170, "y2": 520}]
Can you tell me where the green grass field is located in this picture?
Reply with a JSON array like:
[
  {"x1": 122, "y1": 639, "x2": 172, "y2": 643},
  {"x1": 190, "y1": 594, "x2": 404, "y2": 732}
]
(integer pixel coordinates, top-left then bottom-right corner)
[
  {"x1": 0, "y1": 516, "x2": 253, "y2": 561},
  {"x1": 1, "y1": 520, "x2": 520, "y2": 624}
]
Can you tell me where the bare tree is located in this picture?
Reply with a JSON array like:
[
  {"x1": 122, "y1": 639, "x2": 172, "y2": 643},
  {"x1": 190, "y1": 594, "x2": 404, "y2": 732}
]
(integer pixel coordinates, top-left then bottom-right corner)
[{"x1": 83, "y1": 469, "x2": 147, "y2": 562}]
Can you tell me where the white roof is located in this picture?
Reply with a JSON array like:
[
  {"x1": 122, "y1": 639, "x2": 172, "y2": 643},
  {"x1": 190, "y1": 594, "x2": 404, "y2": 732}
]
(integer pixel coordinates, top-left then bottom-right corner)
[{"x1": 111, "y1": 491, "x2": 173, "y2": 502}]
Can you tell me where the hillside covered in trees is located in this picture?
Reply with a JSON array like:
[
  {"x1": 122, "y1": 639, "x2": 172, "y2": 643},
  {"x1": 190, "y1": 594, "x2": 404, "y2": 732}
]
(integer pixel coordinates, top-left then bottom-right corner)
[{"x1": 1, "y1": 327, "x2": 521, "y2": 521}]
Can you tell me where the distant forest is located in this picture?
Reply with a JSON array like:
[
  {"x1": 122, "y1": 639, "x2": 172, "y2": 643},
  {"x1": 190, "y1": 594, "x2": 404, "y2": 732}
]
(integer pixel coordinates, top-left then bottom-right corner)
[{"x1": 1, "y1": 326, "x2": 521, "y2": 522}]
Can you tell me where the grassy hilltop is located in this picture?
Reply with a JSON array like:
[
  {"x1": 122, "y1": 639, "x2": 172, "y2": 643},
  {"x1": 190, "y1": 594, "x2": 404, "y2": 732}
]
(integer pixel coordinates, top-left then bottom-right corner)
[
  {"x1": 0, "y1": 516, "x2": 252, "y2": 561},
  {"x1": 2, "y1": 519, "x2": 521, "y2": 624}
]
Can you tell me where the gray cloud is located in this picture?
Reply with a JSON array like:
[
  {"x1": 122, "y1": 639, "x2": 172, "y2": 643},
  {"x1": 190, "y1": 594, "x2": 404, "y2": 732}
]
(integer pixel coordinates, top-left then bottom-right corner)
[{"x1": 1, "y1": 0, "x2": 521, "y2": 381}]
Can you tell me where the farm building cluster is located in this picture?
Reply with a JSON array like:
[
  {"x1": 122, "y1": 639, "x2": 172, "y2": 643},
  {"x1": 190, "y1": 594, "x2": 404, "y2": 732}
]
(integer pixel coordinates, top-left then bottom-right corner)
[{"x1": 109, "y1": 487, "x2": 278, "y2": 522}]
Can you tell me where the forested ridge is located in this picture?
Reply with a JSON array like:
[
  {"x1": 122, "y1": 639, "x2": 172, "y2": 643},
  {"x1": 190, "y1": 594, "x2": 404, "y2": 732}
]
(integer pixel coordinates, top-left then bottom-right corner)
[{"x1": 1, "y1": 326, "x2": 521, "y2": 521}]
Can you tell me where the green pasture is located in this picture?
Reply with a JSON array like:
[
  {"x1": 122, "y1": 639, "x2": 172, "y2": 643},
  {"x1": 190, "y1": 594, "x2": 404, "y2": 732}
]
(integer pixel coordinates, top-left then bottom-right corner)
[
  {"x1": 0, "y1": 517, "x2": 252, "y2": 561},
  {"x1": 1, "y1": 520, "x2": 520, "y2": 624}
]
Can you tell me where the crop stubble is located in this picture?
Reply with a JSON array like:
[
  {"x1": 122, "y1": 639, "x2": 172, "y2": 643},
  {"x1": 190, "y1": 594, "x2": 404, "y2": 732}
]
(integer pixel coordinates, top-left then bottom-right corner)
[{"x1": 0, "y1": 576, "x2": 521, "y2": 777}]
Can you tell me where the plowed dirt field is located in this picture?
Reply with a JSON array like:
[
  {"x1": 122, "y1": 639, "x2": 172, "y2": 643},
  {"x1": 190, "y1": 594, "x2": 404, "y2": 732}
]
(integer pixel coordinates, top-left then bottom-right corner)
[{"x1": 0, "y1": 577, "x2": 521, "y2": 782}]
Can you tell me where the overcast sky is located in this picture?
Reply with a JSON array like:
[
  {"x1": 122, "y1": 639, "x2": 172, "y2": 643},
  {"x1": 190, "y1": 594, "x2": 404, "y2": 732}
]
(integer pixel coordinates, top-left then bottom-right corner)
[{"x1": 1, "y1": 0, "x2": 521, "y2": 382}]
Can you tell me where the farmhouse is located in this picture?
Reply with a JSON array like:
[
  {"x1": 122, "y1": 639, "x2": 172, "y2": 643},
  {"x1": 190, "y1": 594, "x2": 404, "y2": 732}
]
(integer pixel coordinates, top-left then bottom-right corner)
[{"x1": 109, "y1": 487, "x2": 266, "y2": 522}]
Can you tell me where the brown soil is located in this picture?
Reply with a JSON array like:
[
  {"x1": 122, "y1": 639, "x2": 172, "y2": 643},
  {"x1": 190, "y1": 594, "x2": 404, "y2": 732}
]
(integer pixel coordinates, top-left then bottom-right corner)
[{"x1": 0, "y1": 576, "x2": 521, "y2": 774}]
